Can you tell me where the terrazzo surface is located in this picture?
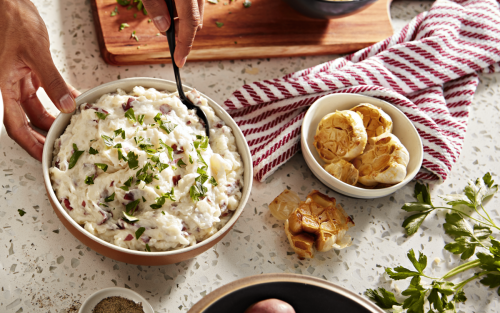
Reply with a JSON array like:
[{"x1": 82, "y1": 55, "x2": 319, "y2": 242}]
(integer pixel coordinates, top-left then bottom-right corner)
[{"x1": 1, "y1": 0, "x2": 500, "y2": 312}]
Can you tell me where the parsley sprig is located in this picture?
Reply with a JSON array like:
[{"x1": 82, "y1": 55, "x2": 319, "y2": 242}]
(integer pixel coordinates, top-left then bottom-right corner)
[
  {"x1": 68, "y1": 144, "x2": 84, "y2": 169},
  {"x1": 366, "y1": 173, "x2": 499, "y2": 313}
]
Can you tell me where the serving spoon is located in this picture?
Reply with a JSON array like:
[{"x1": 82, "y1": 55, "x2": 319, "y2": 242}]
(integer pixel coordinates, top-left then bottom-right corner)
[{"x1": 164, "y1": 0, "x2": 210, "y2": 137}]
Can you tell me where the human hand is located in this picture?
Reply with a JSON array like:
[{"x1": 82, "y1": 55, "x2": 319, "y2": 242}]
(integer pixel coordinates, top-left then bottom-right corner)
[
  {"x1": 142, "y1": 0, "x2": 204, "y2": 67},
  {"x1": 0, "y1": 0, "x2": 79, "y2": 161}
]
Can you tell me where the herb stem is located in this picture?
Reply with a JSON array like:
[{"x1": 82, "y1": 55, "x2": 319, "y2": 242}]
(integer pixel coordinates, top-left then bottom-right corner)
[
  {"x1": 480, "y1": 203, "x2": 496, "y2": 227},
  {"x1": 439, "y1": 207, "x2": 500, "y2": 231},
  {"x1": 441, "y1": 259, "x2": 481, "y2": 279},
  {"x1": 454, "y1": 271, "x2": 497, "y2": 291}
]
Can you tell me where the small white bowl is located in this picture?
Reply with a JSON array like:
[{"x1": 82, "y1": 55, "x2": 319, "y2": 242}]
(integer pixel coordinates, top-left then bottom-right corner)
[
  {"x1": 301, "y1": 93, "x2": 423, "y2": 199},
  {"x1": 79, "y1": 287, "x2": 154, "y2": 313}
]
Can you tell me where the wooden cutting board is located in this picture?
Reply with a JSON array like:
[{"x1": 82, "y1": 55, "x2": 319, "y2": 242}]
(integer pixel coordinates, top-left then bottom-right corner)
[{"x1": 90, "y1": 0, "x2": 393, "y2": 65}]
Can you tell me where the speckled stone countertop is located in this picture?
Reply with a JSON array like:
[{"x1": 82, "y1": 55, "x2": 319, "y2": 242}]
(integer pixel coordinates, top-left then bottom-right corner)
[{"x1": 1, "y1": 1, "x2": 499, "y2": 312}]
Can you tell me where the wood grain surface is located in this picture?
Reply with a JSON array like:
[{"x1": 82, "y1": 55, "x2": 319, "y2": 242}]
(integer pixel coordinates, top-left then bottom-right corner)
[{"x1": 90, "y1": 0, "x2": 393, "y2": 65}]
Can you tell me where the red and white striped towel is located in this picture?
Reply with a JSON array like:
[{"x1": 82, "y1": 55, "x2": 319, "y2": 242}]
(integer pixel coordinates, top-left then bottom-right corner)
[{"x1": 222, "y1": 0, "x2": 500, "y2": 183}]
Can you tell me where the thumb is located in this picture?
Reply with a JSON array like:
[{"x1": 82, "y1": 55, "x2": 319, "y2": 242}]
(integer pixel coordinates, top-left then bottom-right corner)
[{"x1": 28, "y1": 57, "x2": 76, "y2": 114}]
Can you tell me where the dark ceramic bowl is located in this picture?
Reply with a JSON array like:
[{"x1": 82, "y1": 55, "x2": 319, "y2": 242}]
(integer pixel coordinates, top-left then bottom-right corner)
[
  {"x1": 188, "y1": 273, "x2": 384, "y2": 313},
  {"x1": 282, "y1": 0, "x2": 378, "y2": 19}
]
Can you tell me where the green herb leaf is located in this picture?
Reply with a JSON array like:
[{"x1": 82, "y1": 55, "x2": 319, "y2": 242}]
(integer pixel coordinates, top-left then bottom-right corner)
[
  {"x1": 116, "y1": 0, "x2": 130, "y2": 5},
  {"x1": 105, "y1": 192, "x2": 115, "y2": 202},
  {"x1": 401, "y1": 276, "x2": 426, "y2": 313},
  {"x1": 401, "y1": 202, "x2": 433, "y2": 212},
  {"x1": 142, "y1": 196, "x2": 146, "y2": 202},
  {"x1": 154, "y1": 113, "x2": 162, "y2": 123},
  {"x1": 131, "y1": 30, "x2": 139, "y2": 42},
  {"x1": 386, "y1": 266, "x2": 421, "y2": 280},
  {"x1": 69, "y1": 144, "x2": 84, "y2": 169},
  {"x1": 402, "y1": 212, "x2": 430, "y2": 236},
  {"x1": 119, "y1": 22, "x2": 130, "y2": 31},
  {"x1": 414, "y1": 182, "x2": 432, "y2": 206},
  {"x1": 119, "y1": 186, "x2": 129, "y2": 191},
  {"x1": 159, "y1": 121, "x2": 177, "y2": 134},
  {"x1": 197, "y1": 150, "x2": 208, "y2": 170},
  {"x1": 85, "y1": 176, "x2": 94, "y2": 185},
  {"x1": 137, "y1": 114, "x2": 145, "y2": 125},
  {"x1": 127, "y1": 151, "x2": 139, "y2": 169},
  {"x1": 164, "y1": 187, "x2": 176, "y2": 201},
  {"x1": 215, "y1": 21, "x2": 224, "y2": 28},
  {"x1": 125, "y1": 108, "x2": 136, "y2": 123},
  {"x1": 407, "y1": 249, "x2": 427, "y2": 274},
  {"x1": 145, "y1": 243, "x2": 151, "y2": 252},
  {"x1": 243, "y1": 0, "x2": 251, "y2": 8},
  {"x1": 177, "y1": 159, "x2": 187, "y2": 168},
  {"x1": 95, "y1": 111, "x2": 109, "y2": 120},
  {"x1": 126, "y1": 199, "x2": 141, "y2": 214},
  {"x1": 89, "y1": 147, "x2": 99, "y2": 155},
  {"x1": 209, "y1": 176, "x2": 218, "y2": 186},
  {"x1": 18, "y1": 209, "x2": 26, "y2": 217},
  {"x1": 135, "y1": 227, "x2": 145, "y2": 239},
  {"x1": 101, "y1": 135, "x2": 114, "y2": 147},
  {"x1": 365, "y1": 288, "x2": 401, "y2": 309},
  {"x1": 122, "y1": 211, "x2": 138, "y2": 224},
  {"x1": 189, "y1": 154, "x2": 193, "y2": 164},
  {"x1": 95, "y1": 163, "x2": 109, "y2": 172},
  {"x1": 443, "y1": 213, "x2": 492, "y2": 259}
]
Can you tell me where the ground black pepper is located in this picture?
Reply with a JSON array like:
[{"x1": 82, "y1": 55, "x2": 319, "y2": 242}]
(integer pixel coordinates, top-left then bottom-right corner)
[{"x1": 93, "y1": 296, "x2": 144, "y2": 313}]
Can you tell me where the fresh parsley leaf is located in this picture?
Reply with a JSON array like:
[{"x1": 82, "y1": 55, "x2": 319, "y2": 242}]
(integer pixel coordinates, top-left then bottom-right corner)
[
  {"x1": 142, "y1": 196, "x2": 146, "y2": 202},
  {"x1": 18, "y1": 209, "x2": 26, "y2": 217},
  {"x1": 119, "y1": 186, "x2": 129, "y2": 191},
  {"x1": 243, "y1": 0, "x2": 251, "y2": 8},
  {"x1": 401, "y1": 276, "x2": 426, "y2": 313},
  {"x1": 135, "y1": 227, "x2": 145, "y2": 239},
  {"x1": 69, "y1": 144, "x2": 84, "y2": 169},
  {"x1": 443, "y1": 213, "x2": 492, "y2": 259},
  {"x1": 365, "y1": 288, "x2": 401, "y2": 309},
  {"x1": 407, "y1": 249, "x2": 427, "y2": 274},
  {"x1": 95, "y1": 111, "x2": 109, "y2": 120},
  {"x1": 127, "y1": 151, "x2": 139, "y2": 169},
  {"x1": 159, "y1": 121, "x2": 177, "y2": 134},
  {"x1": 164, "y1": 187, "x2": 175, "y2": 201},
  {"x1": 119, "y1": 22, "x2": 130, "y2": 31},
  {"x1": 402, "y1": 212, "x2": 430, "y2": 236},
  {"x1": 386, "y1": 266, "x2": 421, "y2": 280},
  {"x1": 215, "y1": 21, "x2": 224, "y2": 28},
  {"x1": 150, "y1": 195, "x2": 165, "y2": 209},
  {"x1": 414, "y1": 182, "x2": 432, "y2": 206},
  {"x1": 158, "y1": 163, "x2": 169, "y2": 173},
  {"x1": 177, "y1": 158, "x2": 187, "y2": 168},
  {"x1": 120, "y1": 176, "x2": 134, "y2": 191},
  {"x1": 89, "y1": 147, "x2": 99, "y2": 155},
  {"x1": 85, "y1": 176, "x2": 94, "y2": 185},
  {"x1": 126, "y1": 199, "x2": 141, "y2": 214},
  {"x1": 122, "y1": 211, "x2": 138, "y2": 224},
  {"x1": 101, "y1": 135, "x2": 114, "y2": 147},
  {"x1": 161, "y1": 211, "x2": 165, "y2": 215},
  {"x1": 401, "y1": 202, "x2": 433, "y2": 212},
  {"x1": 114, "y1": 128, "x2": 126, "y2": 139},
  {"x1": 105, "y1": 192, "x2": 115, "y2": 202},
  {"x1": 125, "y1": 108, "x2": 136, "y2": 123},
  {"x1": 194, "y1": 135, "x2": 209, "y2": 150},
  {"x1": 137, "y1": 114, "x2": 145, "y2": 125},
  {"x1": 209, "y1": 176, "x2": 218, "y2": 186},
  {"x1": 189, "y1": 154, "x2": 193, "y2": 164},
  {"x1": 118, "y1": 148, "x2": 128, "y2": 162},
  {"x1": 145, "y1": 243, "x2": 151, "y2": 252},
  {"x1": 95, "y1": 163, "x2": 108, "y2": 172},
  {"x1": 154, "y1": 113, "x2": 162, "y2": 123},
  {"x1": 197, "y1": 150, "x2": 208, "y2": 170},
  {"x1": 114, "y1": 143, "x2": 123, "y2": 148},
  {"x1": 116, "y1": 0, "x2": 130, "y2": 5}
]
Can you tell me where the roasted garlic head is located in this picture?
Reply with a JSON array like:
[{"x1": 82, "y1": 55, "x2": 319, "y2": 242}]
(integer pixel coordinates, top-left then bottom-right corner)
[
  {"x1": 281, "y1": 190, "x2": 354, "y2": 259},
  {"x1": 351, "y1": 103, "x2": 393, "y2": 138},
  {"x1": 324, "y1": 159, "x2": 359, "y2": 186},
  {"x1": 352, "y1": 133, "x2": 410, "y2": 187},
  {"x1": 314, "y1": 110, "x2": 367, "y2": 163}
]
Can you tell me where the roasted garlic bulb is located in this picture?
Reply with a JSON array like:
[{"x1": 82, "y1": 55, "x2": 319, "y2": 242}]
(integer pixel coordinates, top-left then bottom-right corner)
[
  {"x1": 282, "y1": 191, "x2": 354, "y2": 259},
  {"x1": 324, "y1": 159, "x2": 359, "y2": 186},
  {"x1": 314, "y1": 110, "x2": 367, "y2": 163},
  {"x1": 269, "y1": 189, "x2": 301, "y2": 221},
  {"x1": 351, "y1": 103, "x2": 393, "y2": 138},
  {"x1": 352, "y1": 133, "x2": 410, "y2": 187}
]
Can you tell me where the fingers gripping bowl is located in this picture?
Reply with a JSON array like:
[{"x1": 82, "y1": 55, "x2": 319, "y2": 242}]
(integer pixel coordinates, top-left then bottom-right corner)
[{"x1": 42, "y1": 78, "x2": 252, "y2": 265}]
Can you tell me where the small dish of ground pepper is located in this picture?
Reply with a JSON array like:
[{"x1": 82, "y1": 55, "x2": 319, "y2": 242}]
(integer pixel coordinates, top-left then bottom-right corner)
[{"x1": 79, "y1": 287, "x2": 154, "y2": 313}]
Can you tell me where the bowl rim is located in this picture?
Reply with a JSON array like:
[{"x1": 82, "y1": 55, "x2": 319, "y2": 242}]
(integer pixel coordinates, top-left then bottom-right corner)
[
  {"x1": 187, "y1": 273, "x2": 385, "y2": 313},
  {"x1": 301, "y1": 93, "x2": 423, "y2": 197},
  {"x1": 42, "y1": 77, "x2": 253, "y2": 257},
  {"x1": 78, "y1": 287, "x2": 154, "y2": 313}
]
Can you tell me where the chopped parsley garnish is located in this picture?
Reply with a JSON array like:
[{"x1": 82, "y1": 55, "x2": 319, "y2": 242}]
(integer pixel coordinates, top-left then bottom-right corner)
[
  {"x1": 197, "y1": 150, "x2": 208, "y2": 170},
  {"x1": 119, "y1": 22, "x2": 130, "y2": 31},
  {"x1": 157, "y1": 162, "x2": 169, "y2": 173},
  {"x1": 135, "y1": 227, "x2": 145, "y2": 239},
  {"x1": 164, "y1": 187, "x2": 176, "y2": 201},
  {"x1": 125, "y1": 108, "x2": 136, "y2": 123},
  {"x1": 137, "y1": 114, "x2": 145, "y2": 125},
  {"x1": 209, "y1": 176, "x2": 218, "y2": 186},
  {"x1": 122, "y1": 211, "x2": 138, "y2": 224},
  {"x1": 95, "y1": 111, "x2": 109, "y2": 120},
  {"x1": 126, "y1": 199, "x2": 141, "y2": 215},
  {"x1": 127, "y1": 151, "x2": 139, "y2": 169},
  {"x1": 145, "y1": 244, "x2": 151, "y2": 252},
  {"x1": 243, "y1": 0, "x2": 251, "y2": 8},
  {"x1": 99, "y1": 203, "x2": 108, "y2": 207},
  {"x1": 89, "y1": 147, "x2": 99, "y2": 155},
  {"x1": 194, "y1": 135, "x2": 209, "y2": 150},
  {"x1": 69, "y1": 144, "x2": 84, "y2": 169},
  {"x1": 150, "y1": 188, "x2": 176, "y2": 209},
  {"x1": 215, "y1": 22, "x2": 224, "y2": 28},
  {"x1": 131, "y1": 30, "x2": 139, "y2": 42},
  {"x1": 119, "y1": 176, "x2": 134, "y2": 191},
  {"x1": 114, "y1": 128, "x2": 126, "y2": 139},
  {"x1": 142, "y1": 196, "x2": 146, "y2": 202},
  {"x1": 95, "y1": 163, "x2": 109, "y2": 172},
  {"x1": 116, "y1": 0, "x2": 130, "y2": 6},
  {"x1": 161, "y1": 211, "x2": 165, "y2": 215},
  {"x1": 18, "y1": 209, "x2": 26, "y2": 216},
  {"x1": 101, "y1": 135, "x2": 114, "y2": 147},
  {"x1": 189, "y1": 155, "x2": 193, "y2": 164},
  {"x1": 177, "y1": 159, "x2": 187, "y2": 168},
  {"x1": 117, "y1": 148, "x2": 128, "y2": 162},
  {"x1": 190, "y1": 168, "x2": 209, "y2": 202},
  {"x1": 138, "y1": 143, "x2": 155, "y2": 154},
  {"x1": 159, "y1": 121, "x2": 177, "y2": 134},
  {"x1": 113, "y1": 143, "x2": 122, "y2": 148},
  {"x1": 85, "y1": 176, "x2": 94, "y2": 185},
  {"x1": 105, "y1": 192, "x2": 115, "y2": 202},
  {"x1": 111, "y1": 6, "x2": 118, "y2": 16}
]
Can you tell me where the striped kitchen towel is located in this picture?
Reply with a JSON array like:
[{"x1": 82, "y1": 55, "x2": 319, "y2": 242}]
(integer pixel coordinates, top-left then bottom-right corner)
[{"x1": 222, "y1": 0, "x2": 500, "y2": 182}]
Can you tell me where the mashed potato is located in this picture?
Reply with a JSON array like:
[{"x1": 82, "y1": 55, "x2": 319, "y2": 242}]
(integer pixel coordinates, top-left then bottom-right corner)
[{"x1": 50, "y1": 87, "x2": 243, "y2": 251}]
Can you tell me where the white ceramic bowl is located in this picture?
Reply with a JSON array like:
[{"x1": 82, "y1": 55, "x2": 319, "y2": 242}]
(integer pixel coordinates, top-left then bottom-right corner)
[
  {"x1": 79, "y1": 287, "x2": 154, "y2": 313},
  {"x1": 42, "y1": 78, "x2": 253, "y2": 265},
  {"x1": 301, "y1": 93, "x2": 423, "y2": 198}
]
